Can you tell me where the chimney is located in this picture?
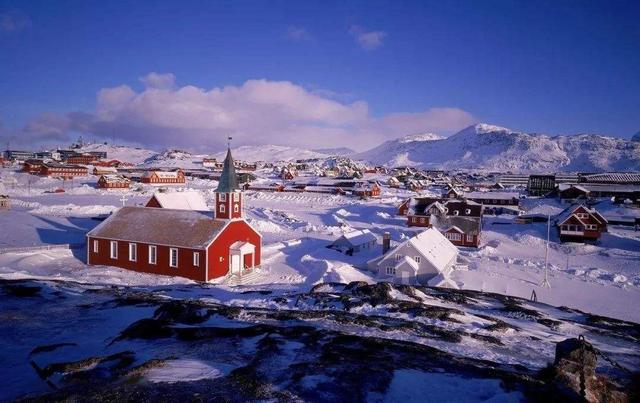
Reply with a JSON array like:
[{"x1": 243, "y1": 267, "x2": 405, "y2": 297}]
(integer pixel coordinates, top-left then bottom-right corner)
[{"x1": 382, "y1": 232, "x2": 391, "y2": 254}]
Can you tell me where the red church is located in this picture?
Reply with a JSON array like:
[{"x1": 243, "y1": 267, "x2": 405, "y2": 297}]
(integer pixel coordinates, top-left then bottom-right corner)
[{"x1": 86, "y1": 147, "x2": 261, "y2": 282}]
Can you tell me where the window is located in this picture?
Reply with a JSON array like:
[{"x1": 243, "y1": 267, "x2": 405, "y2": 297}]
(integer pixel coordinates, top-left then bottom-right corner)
[
  {"x1": 234, "y1": 204, "x2": 239, "y2": 213},
  {"x1": 385, "y1": 267, "x2": 396, "y2": 275},
  {"x1": 129, "y1": 243, "x2": 137, "y2": 262},
  {"x1": 445, "y1": 233, "x2": 462, "y2": 241},
  {"x1": 193, "y1": 252, "x2": 200, "y2": 267},
  {"x1": 219, "y1": 193, "x2": 227, "y2": 202},
  {"x1": 419, "y1": 217, "x2": 425, "y2": 223},
  {"x1": 465, "y1": 209, "x2": 471, "y2": 215},
  {"x1": 453, "y1": 210, "x2": 459, "y2": 216},
  {"x1": 93, "y1": 240, "x2": 99, "y2": 253},
  {"x1": 149, "y1": 245, "x2": 157, "y2": 264},
  {"x1": 169, "y1": 248, "x2": 178, "y2": 268},
  {"x1": 466, "y1": 234, "x2": 474, "y2": 242},
  {"x1": 414, "y1": 256, "x2": 421, "y2": 263},
  {"x1": 412, "y1": 217, "x2": 417, "y2": 223},
  {"x1": 110, "y1": 241, "x2": 118, "y2": 259},
  {"x1": 219, "y1": 204, "x2": 226, "y2": 213},
  {"x1": 233, "y1": 192, "x2": 240, "y2": 201},
  {"x1": 395, "y1": 254, "x2": 402, "y2": 261}
]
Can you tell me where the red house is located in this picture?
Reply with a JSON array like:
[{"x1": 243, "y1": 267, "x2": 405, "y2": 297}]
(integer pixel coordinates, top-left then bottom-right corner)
[
  {"x1": 66, "y1": 154, "x2": 98, "y2": 165},
  {"x1": 22, "y1": 159, "x2": 45, "y2": 173},
  {"x1": 141, "y1": 169, "x2": 186, "y2": 185},
  {"x1": 87, "y1": 148, "x2": 261, "y2": 282},
  {"x1": 97, "y1": 174, "x2": 130, "y2": 189},
  {"x1": 555, "y1": 204, "x2": 608, "y2": 242},
  {"x1": 40, "y1": 163, "x2": 88, "y2": 178}
]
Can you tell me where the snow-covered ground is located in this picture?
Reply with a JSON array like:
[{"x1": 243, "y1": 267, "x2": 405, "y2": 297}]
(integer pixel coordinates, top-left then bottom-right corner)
[{"x1": 1, "y1": 167, "x2": 639, "y2": 324}]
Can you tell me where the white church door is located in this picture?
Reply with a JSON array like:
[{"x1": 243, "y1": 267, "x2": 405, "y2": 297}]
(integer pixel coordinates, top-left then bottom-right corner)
[{"x1": 231, "y1": 254, "x2": 241, "y2": 274}]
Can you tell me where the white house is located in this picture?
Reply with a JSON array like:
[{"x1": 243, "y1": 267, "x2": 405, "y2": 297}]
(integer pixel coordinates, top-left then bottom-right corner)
[
  {"x1": 369, "y1": 228, "x2": 458, "y2": 286},
  {"x1": 328, "y1": 229, "x2": 377, "y2": 255}
]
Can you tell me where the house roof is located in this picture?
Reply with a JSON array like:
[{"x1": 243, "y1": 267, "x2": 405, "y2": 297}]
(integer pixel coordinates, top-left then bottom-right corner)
[
  {"x1": 100, "y1": 174, "x2": 130, "y2": 184},
  {"x1": 216, "y1": 148, "x2": 239, "y2": 193},
  {"x1": 150, "y1": 191, "x2": 209, "y2": 211},
  {"x1": 336, "y1": 229, "x2": 377, "y2": 247},
  {"x1": 555, "y1": 204, "x2": 608, "y2": 226},
  {"x1": 145, "y1": 170, "x2": 182, "y2": 179},
  {"x1": 431, "y1": 215, "x2": 482, "y2": 234},
  {"x1": 381, "y1": 228, "x2": 457, "y2": 273},
  {"x1": 87, "y1": 206, "x2": 225, "y2": 249},
  {"x1": 463, "y1": 191, "x2": 520, "y2": 200}
]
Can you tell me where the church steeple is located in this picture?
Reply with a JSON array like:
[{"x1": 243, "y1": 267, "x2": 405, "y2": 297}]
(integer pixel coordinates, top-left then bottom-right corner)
[{"x1": 215, "y1": 141, "x2": 242, "y2": 220}]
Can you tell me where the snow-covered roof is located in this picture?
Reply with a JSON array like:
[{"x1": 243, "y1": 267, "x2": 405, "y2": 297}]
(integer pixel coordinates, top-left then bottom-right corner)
[
  {"x1": 88, "y1": 206, "x2": 223, "y2": 249},
  {"x1": 555, "y1": 204, "x2": 608, "y2": 226},
  {"x1": 382, "y1": 228, "x2": 457, "y2": 273},
  {"x1": 100, "y1": 174, "x2": 130, "y2": 184},
  {"x1": 557, "y1": 183, "x2": 640, "y2": 193},
  {"x1": 150, "y1": 191, "x2": 208, "y2": 211},
  {"x1": 463, "y1": 191, "x2": 520, "y2": 200},
  {"x1": 334, "y1": 229, "x2": 377, "y2": 247},
  {"x1": 145, "y1": 170, "x2": 182, "y2": 178}
]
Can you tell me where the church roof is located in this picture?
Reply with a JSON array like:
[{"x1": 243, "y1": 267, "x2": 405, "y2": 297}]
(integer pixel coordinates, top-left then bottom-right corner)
[
  {"x1": 88, "y1": 206, "x2": 225, "y2": 249},
  {"x1": 216, "y1": 148, "x2": 239, "y2": 193}
]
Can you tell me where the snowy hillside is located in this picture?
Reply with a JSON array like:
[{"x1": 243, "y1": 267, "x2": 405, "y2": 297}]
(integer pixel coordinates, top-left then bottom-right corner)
[
  {"x1": 313, "y1": 147, "x2": 355, "y2": 156},
  {"x1": 632, "y1": 131, "x2": 640, "y2": 142},
  {"x1": 356, "y1": 124, "x2": 640, "y2": 172},
  {"x1": 213, "y1": 145, "x2": 328, "y2": 162},
  {"x1": 142, "y1": 149, "x2": 207, "y2": 169},
  {"x1": 76, "y1": 143, "x2": 158, "y2": 165}
]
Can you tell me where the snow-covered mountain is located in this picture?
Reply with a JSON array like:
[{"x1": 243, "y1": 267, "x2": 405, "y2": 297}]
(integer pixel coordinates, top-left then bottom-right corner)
[
  {"x1": 142, "y1": 149, "x2": 207, "y2": 169},
  {"x1": 76, "y1": 143, "x2": 157, "y2": 165},
  {"x1": 313, "y1": 147, "x2": 355, "y2": 156},
  {"x1": 355, "y1": 124, "x2": 640, "y2": 172},
  {"x1": 213, "y1": 145, "x2": 329, "y2": 162}
]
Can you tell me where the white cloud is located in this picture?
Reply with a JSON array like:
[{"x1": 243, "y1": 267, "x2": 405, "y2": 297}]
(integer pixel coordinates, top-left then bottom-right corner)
[
  {"x1": 139, "y1": 72, "x2": 176, "y2": 90},
  {"x1": 349, "y1": 25, "x2": 387, "y2": 50},
  {"x1": 9, "y1": 76, "x2": 476, "y2": 151},
  {"x1": 286, "y1": 26, "x2": 312, "y2": 42}
]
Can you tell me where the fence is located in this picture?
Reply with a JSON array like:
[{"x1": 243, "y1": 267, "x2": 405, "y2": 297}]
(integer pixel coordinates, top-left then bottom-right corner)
[{"x1": 0, "y1": 243, "x2": 84, "y2": 254}]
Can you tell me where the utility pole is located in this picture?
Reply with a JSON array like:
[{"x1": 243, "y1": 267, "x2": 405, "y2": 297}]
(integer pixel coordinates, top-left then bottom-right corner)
[{"x1": 540, "y1": 213, "x2": 551, "y2": 288}]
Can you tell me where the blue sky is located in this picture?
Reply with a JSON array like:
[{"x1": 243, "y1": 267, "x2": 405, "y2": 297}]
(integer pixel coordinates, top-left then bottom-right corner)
[{"x1": 1, "y1": 0, "x2": 639, "y2": 150}]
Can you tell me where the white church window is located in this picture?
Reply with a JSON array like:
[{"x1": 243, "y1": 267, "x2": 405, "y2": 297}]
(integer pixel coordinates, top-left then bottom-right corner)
[
  {"x1": 193, "y1": 252, "x2": 200, "y2": 267},
  {"x1": 149, "y1": 245, "x2": 157, "y2": 264},
  {"x1": 219, "y1": 204, "x2": 225, "y2": 213},
  {"x1": 110, "y1": 241, "x2": 118, "y2": 259},
  {"x1": 414, "y1": 256, "x2": 421, "y2": 263},
  {"x1": 220, "y1": 193, "x2": 227, "y2": 202},
  {"x1": 233, "y1": 192, "x2": 240, "y2": 201},
  {"x1": 129, "y1": 243, "x2": 137, "y2": 262},
  {"x1": 170, "y1": 248, "x2": 178, "y2": 268},
  {"x1": 234, "y1": 204, "x2": 239, "y2": 213}
]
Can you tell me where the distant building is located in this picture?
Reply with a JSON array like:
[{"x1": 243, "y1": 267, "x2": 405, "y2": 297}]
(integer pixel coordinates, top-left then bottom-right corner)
[
  {"x1": 352, "y1": 181, "x2": 381, "y2": 198},
  {"x1": 97, "y1": 174, "x2": 130, "y2": 189},
  {"x1": 22, "y1": 159, "x2": 45, "y2": 174},
  {"x1": 462, "y1": 191, "x2": 521, "y2": 214},
  {"x1": 528, "y1": 175, "x2": 556, "y2": 196},
  {"x1": 40, "y1": 163, "x2": 88, "y2": 178},
  {"x1": 141, "y1": 169, "x2": 186, "y2": 185},
  {"x1": 369, "y1": 228, "x2": 458, "y2": 286},
  {"x1": 555, "y1": 204, "x2": 608, "y2": 242},
  {"x1": 92, "y1": 166, "x2": 118, "y2": 175},
  {"x1": 4, "y1": 150, "x2": 36, "y2": 161},
  {"x1": 66, "y1": 154, "x2": 98, "y2": 165},
  {"x1": 145, "y1": 191, "x2": 208, "y2": 211},
  {"x1": 328, "y1": 229, "x2": 377, "y2": 255}
]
